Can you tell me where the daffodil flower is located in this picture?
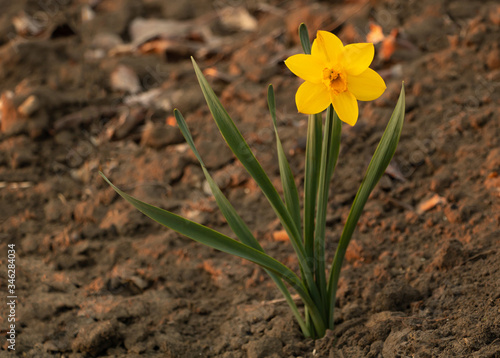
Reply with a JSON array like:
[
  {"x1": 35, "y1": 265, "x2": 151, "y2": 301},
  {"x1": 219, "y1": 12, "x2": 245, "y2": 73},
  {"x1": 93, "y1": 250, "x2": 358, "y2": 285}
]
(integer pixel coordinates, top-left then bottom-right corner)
[{"x1": 285, "y1": 30, "x2": 387, "y2": 126}]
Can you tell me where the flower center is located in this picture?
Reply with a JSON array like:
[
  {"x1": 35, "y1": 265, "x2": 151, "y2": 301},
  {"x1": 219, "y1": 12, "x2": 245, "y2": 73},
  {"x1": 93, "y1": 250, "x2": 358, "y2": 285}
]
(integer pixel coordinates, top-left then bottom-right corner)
[{"x1": 322, "y1": 68, "x2": 347, "y2": 95}]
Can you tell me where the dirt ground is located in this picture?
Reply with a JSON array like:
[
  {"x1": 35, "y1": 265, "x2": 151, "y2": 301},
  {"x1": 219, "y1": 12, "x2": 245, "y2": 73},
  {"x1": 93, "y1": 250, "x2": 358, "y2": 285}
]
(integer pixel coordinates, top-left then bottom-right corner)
[{"x1": 0, "y1": 0, "x2": 499, "y2": 357}]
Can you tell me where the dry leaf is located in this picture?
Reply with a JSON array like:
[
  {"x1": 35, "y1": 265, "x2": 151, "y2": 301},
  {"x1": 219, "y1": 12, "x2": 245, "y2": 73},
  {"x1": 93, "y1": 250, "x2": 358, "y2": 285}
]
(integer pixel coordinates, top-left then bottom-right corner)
[
  {"x1": 416, "y1": 194, "x2": 447, "y2": 214},
  {"x1": 272, "y1": 230, "x2": 289, "y2": 242}
]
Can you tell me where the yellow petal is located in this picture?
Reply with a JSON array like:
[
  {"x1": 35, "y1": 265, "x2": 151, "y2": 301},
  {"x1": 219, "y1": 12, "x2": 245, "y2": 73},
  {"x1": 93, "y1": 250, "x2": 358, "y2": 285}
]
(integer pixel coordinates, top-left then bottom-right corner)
[
  {"x1": 285, "y1": 54, "x2": 324, "y2": 84},
  {"x1": 296, "y1": 81, "x2": 331, "y2": 114},
  {"x1": 343, "y1": 43, "x2": 374, "y2": 76},
  {"x1": 311, "y1": 31, "x2": 343, "y2": 65},
  {"x1": 347, "y1": 68, "x2": 386, "y2": 101},
  {"x1": 331, "y1": 91, "x2": 358, "y2": 126}
]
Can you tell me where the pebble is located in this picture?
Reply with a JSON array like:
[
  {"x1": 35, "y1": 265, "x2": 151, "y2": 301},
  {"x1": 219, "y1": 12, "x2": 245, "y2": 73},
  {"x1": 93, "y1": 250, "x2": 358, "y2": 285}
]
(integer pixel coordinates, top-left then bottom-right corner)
[
  {"x1": 110, "y1": 64, "x2": 141, "y2": 94},
  {"x1": 140, "y1": 121, "x2": 185, "y2": 149}
]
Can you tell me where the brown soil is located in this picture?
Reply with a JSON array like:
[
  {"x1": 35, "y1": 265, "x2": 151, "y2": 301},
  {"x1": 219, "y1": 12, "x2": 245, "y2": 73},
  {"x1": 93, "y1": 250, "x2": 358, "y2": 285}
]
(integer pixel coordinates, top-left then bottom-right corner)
[{"x1": 0, "y1": 0, "x2": 499, "y2": 357}]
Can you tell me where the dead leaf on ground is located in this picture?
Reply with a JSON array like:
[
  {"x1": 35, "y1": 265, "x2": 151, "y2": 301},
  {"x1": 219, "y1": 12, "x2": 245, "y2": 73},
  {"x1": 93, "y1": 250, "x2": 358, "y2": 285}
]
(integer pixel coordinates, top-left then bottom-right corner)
[{"x1": 416, "y1": 194, "x2": 447, "y2": 214}]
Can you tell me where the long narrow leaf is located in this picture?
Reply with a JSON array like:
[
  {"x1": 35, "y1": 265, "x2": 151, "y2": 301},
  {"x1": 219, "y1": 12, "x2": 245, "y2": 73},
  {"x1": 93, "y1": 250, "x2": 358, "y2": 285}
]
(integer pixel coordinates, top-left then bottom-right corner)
[
  {"x1": 299, "y1": 23, "x2": 312, "y2": 55},
  {"x1": 313, "y1": 106, "x2": 342, "y2": 311},
  {"x1": 327, "y1": 84, "x2": 405, "y2": 328},
  {"x1": 267, "y1": 85, "x2": 302, "y2": 233},
  {"x1": 101, "y1": 171, "x2": 325, "y2": 334},
  {"x1": 174, "y1": 109, "x2": 309, "y2": 336},
  {"x1": 298, "y1": 23, "x2": 326, "y2": 333},
  {"x1": 303, "y1": 113, "x2": 322, "y2": 259},
  {"x1": 326, "y1": 110, "x2": 342, "y2": 183},
  {"x1": 313, "y1": 105, "x2": 334, "y2": 306},
  {"x1": 190, "y1": 58, "x2": 322, "y2": 307}
]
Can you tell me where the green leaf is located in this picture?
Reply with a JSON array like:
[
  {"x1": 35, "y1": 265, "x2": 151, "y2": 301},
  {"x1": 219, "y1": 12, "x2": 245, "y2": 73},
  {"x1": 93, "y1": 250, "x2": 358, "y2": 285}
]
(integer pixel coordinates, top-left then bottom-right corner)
[
  {"x1": 299, "y1": 23, "x2": 312, "y2": 55},
  {"x1": 325, "y1": 110, "x2": 342, "y2": 183},
  {"x1": 190, "y1": 58, "x2": 322, "y2": 297},
  {"x1": 174, "y1": 109, "x2": 309, "y2": 336},
  {"x1": 303, "y1": 113, "x2": 322, "y2": 263},
  {"x1": 327, "y1": 84, "x2": 405, "y2": 328},
  {"x1": 100, "y1": 171, "x2": 325, "y2": 335},
  {"x1": 313, "y1": 105, "x2": 340, "y2": 307},
  {"x1": 267, "y1": 85, "x2": 302, "y2": 235}
]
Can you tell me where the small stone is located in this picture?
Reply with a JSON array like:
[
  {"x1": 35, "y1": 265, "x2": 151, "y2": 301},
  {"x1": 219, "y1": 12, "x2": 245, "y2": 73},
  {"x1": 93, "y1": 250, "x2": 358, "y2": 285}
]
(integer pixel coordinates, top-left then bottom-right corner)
[
  {"x1": 91, "y1": 32, "x2": 123, "y2": 51},
  {"x1": 110, "y1": 64, "x2": 141, "y2": 94},
  {"x1": 140, "y1": 121, "x2": 184, "y2": 149}
]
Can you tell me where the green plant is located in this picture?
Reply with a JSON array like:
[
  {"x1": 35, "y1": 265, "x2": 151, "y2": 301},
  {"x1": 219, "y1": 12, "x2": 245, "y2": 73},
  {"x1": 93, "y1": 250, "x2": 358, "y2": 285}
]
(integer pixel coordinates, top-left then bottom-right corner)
[{"x1": 100, "y1": 24, "x2": 405, "y2": 339}]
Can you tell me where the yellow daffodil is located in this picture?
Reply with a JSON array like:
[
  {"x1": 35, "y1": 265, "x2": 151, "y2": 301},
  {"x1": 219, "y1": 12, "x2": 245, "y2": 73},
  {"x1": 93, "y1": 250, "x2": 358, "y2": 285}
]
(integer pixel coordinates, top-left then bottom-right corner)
[{"x1": 285, "y1": 30, "x2": 386, "y2": 126}]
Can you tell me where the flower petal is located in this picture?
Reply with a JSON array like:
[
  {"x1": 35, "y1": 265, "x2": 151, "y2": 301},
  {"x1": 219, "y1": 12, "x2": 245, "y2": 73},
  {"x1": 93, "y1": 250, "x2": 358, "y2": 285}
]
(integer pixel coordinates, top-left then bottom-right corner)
[
  {"x1": 343, "y1": 43, "x2": 374, "y2": 76},
  {"x1": 311, "y1": 31, "x2": 344, "y2": 65},
  {"x1": 295, "y1": 81, "x2": 331, "y2": 114},
  {"x1": 347, "y1": 68, "x2": 386, "y2": 101},
  {"x1": 285, "y1": 54, "x2": 324, "y2": 84},
  {"x1": 331, "y1": 91, "x2": 358, "y2": 126}
]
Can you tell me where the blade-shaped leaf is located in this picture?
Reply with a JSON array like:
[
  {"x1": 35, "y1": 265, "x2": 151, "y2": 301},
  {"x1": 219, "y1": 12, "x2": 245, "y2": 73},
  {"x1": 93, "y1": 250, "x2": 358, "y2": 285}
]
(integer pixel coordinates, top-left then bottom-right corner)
[
  {"x1": 327, "y1": 84, "x2": 405, "y2": 328},
  {"x1": 101, "y1": 173, "x2": 298, "y2": 288},
  {"x1": 303, "y1": 113, "x2": 322, "y2": 260},
  {"x1": 299, "y1": 23, "x2": 312, "y2": 55},
  {"x1": 267, "y1": 85, "x2": 302, "y2": 234},
  {"x1": 313, "y1": 105, "x2": 339, "y2": 306},
  {"x1": 190, "y1": 58, "x2": 323, "y2": 301},
  {"x1": 100, "y1": 171, "x2": 325, "y2": 335},
  {"x1": 174, "y1": 109, "x2": 309, "y2": 335}
]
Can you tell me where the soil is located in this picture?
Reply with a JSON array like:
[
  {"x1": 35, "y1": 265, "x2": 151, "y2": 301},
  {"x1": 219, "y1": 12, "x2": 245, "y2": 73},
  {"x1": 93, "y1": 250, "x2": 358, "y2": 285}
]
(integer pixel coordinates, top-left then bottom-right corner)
[{"x1": 0, "y1": 0, "x2": 499, "y2": 357}]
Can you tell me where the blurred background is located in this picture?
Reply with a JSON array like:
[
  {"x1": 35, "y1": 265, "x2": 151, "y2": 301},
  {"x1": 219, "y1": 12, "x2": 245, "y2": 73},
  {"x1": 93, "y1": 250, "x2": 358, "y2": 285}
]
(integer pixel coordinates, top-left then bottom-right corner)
[{"x1": 0, "y1": 0, "x2": 498, "y2": 356}]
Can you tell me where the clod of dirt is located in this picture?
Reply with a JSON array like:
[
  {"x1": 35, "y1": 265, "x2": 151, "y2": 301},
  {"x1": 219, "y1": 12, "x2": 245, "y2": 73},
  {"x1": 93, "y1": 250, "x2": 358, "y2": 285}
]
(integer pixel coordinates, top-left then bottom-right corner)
[
  {"x1": 365, "y1": 311, "x2": 406, "y2": 341},
  {"x1": 71, "y1": 320, "x2": 122, "y2": 356},
  {"x1": 194, "y1": 136, "x2": 235, "y2": 170},
  {"x1": 44, "y1": 198, "x2": 72, "y2": 223},
  {"x1": 373, "y1": 280, "x2": 422, "y2": 312},
  {"x1": 484, "y1": 147, "x2": 500, "y2": 171},
  {"x1": 428, "y1": 239, "x2": 465, "y2": 270},
  {"x1": 382, "y1": 328, "x2": 411, "y2": 358},
  {"x1": 244, "y1": 335, "x2": 283, "y2": 358}
]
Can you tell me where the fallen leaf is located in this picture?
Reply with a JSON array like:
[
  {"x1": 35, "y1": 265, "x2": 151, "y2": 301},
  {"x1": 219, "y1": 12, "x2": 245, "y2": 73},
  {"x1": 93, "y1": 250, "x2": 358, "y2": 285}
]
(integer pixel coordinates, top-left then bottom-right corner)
[
  {"x1": 416, "y1": 194, "x2": 447, "y2": 214},
  {"x1": 272, "y1": 230, "x2": 289, "y2": 242}
]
